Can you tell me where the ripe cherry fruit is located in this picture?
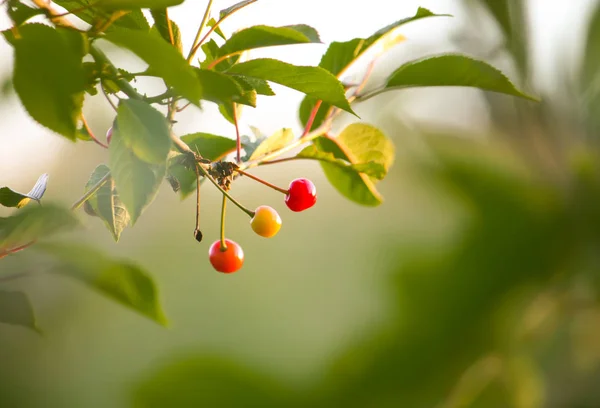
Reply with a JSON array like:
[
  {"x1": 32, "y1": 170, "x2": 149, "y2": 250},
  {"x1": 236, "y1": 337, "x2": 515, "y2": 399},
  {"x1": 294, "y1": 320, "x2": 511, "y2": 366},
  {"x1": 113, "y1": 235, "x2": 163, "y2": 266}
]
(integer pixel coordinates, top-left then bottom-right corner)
[
  {"x1": 208, "y1": 239, "x2": 244, "y2": 273},
  {"x1": 106, "y1": 127, "x2": 113, "y2": 145},
  {"x1": 285, "y1": 178, "x2": 317, "y2": 212},
  {"x1": 250, "y1": 206, "x2": 282, "y2": 238}
]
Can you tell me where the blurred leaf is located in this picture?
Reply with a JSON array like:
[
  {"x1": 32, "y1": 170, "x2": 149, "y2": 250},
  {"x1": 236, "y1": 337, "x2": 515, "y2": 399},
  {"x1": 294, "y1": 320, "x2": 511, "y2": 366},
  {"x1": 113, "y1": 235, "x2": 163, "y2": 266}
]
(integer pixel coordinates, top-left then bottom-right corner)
[
  {"x1": 249, "y1": 128, "x2": 293, "y2": 161},
  {"x1": 3, "y1": 24, "x2": 86, "y2": 140},
  {"x1": 195, "y1": 69, "x2": 245, "y2": 105},
  {"x1": 0, "y1": 174, "x2": 49, "y2": 208},
  {"x1": 207, "y1": 17, "x2": 226, "y2": 40},
  {"x1": 6, "y1": 1, "x2": 44, "y2": 26},
  {"x1": 99, "y1": 0, "x2": 183, "y2": 11},
  {"x1": 0, "y1": 204, "x2": 79, "y2": 250},
  {"x1": 150, "y1": 10, "x2": 183, "y2": 53},
  {"x1": 581, "y1": 1, "x2": 600, "y2": 140},
  {"x1": 116, "y1": 99, "x2": 172, "y2": 164},
  {"x1": 133, "y1": 356, "x2": 291, "y2": 407},
  {"x1": 477, "y1": 0, "x2": 528, "y2": 75},
  {"x1": 104, "y1": 29, "x2": 202, "y2": 104},
  {"x1": 373, "y1": 54, "x2": 538, "y2": 101},
  {"x1": 322, "y1": 136, "x2": 568, "y2": 407},
  {"x1": 37, "y1": 243, "x2": 167, "y2": 326},
  {"x1": 299, "y1": 6, "x2": 447, "y2": 129},
  {"x1": 314, "y1": 123, "x2": 394, "y2": 206},
  {"x1": 296, "y1": 144, "x2": 386, "y2": 179},
  {"x1": 0, "y1": 291, "x2": 39, "y2": 333},
  {"x1": 228, "y1": 58, "x2": 354, "y2": 114},
  {"x1": 218, "y1": 24, "x2": 321, "y2": 57},
  {"x1": 84, "y1": 165, "x2": 130, "y2": 242},
  {"x1": 219, "y1": 0, "x2": 256, "y2": 19},
  {"x1": 109, "y1": 123, "x2": 166, "y2": 224}
]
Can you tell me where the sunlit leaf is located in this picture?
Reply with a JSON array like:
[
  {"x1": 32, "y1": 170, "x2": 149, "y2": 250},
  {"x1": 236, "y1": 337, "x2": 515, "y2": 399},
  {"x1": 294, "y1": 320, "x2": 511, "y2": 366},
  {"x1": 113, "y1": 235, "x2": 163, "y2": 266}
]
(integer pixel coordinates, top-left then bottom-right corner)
[
  {"x1": 150, "y1": 10, "x2": 183, "y2": 53},
  {"x1": 314, "y1": 123, "x2": 394, "y2": 206},
  {"x1": 249, "y1": 128, "x2": 293, "y2": 161},
  {"x1": 296, "y1": 144, "x2": 386, "y2": 179}
]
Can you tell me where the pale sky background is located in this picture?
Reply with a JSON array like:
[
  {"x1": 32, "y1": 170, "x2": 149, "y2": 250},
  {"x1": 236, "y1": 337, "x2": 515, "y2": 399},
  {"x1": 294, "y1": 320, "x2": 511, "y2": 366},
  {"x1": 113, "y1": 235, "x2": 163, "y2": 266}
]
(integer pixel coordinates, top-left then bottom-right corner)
[{"x1": 0, "y1": 0, "x2": 596, "y2": 189}]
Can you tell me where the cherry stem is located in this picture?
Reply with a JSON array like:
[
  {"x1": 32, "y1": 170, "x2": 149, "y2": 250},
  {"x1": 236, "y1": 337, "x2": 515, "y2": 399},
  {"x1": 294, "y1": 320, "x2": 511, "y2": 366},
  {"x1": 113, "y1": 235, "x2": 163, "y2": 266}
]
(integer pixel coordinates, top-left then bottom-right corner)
[
  {"x1": 81, "y1": 114, "x2": 108, "y2": 149},
  {"x1": 236, "y1": 169, "x2": 288, "y2": 195},
  {"x1": 165, "y1": 9, "x2": 175, "y2": 46},
  {"x1": 232, "y1": 103, "x2": 242, "y2": 163},
  {"x1": 196, "y1": 165, "x2": 255, "y2": 218},
  {"x1": 187, "y1": 0, "x2": 213, "y2": 63},
  {"x1": 219, "y1": 193, "x2": 227, "y2": 251},
  {"x1": 194, "y1": 164, "x2": 202, "y2": 238},
  {"x1": 302, "y1": 100, "x2": 323, "y2": 137}
]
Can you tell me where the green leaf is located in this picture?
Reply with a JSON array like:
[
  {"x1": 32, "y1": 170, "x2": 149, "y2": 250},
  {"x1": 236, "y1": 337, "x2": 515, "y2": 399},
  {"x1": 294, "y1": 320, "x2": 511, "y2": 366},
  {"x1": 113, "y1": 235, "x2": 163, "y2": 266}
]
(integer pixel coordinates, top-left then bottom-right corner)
[
  {"x1": 116, "y1": 99, "x2": 172, "y2": 164},
  {"x1": 219, "y1": 0, "x2": 256, "y2": 19},
  {"x1": 52, "y1": 0, "x2": 150, "y2": 30},
  {"x1": 377, "y1": 54, "x2": 538, "y2": 101},
  {"x1": 218, "y1": 25, "x2": 321, "y2": 57},
  {"x1": 181, "y1": 133, "x2": 237, "y2": 160},
  {"x1": 150, "y1": 9, "x2": 183, "y2": 53},
  {"x1": 314, "y1": 123, "x2": 394, "y2": 206},
  {"x1": 0, "y1": 174, "x2": 49, "y2": 208},
  {"x1": 84, "y1": 165, "x2": 130, "y2": 242},
  {"x1": 207, "y1": 17, "x2": 226, "y2": 40},
  {"x1": 228, "y1": 58, "x2": 353, "y2": 114},
  {"x1": 249, "y1": 128, "x2": 293, "y2": 161},
  {"x1": 0, "y1": 204, "x2": 79, "y2": 250},
  {"x1": 109, "y1": 123, "x2": 166, "y2": 224},
  {"x1": 296, "y1": 145, "x2": 386, "y2": 179},
  {"x1": 6, "y1": 0, "x2": 44, "y2": 26},
  {"x1": 299, "y1": 7, "x2": 448, "y2": 130},
  {"x1": 0, "y1": 291, "x2": 39, "y2": 333},
  {"x1": 199, "y1": 39, "x2": 220, "y2": 68},
  {"x1": 195, "y1": 69, "x2": 246, "y2": 105},
  {"x1": 3, "y1": 24, "x2": 86, "y2": 140},
  {"x1": 99, "y1": 0, "x2": 184, "y2": 11},
  {"x1": 103, "y1": 29, "x2": 202, "y2": 104},
  {"x1": 37, "y1": 242, "x2": 168, "y2": 325}
]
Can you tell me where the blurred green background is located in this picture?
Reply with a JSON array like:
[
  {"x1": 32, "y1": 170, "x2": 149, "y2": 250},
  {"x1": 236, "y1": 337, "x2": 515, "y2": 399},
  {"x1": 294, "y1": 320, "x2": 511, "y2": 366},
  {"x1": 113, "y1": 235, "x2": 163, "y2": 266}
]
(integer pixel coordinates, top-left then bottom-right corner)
[{"x1": 3, "y1": 0, "x2": 600, "y2": 407}]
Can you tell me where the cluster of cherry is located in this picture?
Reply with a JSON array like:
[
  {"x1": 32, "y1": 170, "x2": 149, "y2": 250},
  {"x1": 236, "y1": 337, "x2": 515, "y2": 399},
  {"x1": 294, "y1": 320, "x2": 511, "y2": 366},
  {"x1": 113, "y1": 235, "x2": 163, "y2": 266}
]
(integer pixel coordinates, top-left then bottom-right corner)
[
  {"x1": 107, "y1": 125, "x2": 317, "y2": 273},
  {"x1": 210, "y1": 178, "x2": 317, "y2": 273}
]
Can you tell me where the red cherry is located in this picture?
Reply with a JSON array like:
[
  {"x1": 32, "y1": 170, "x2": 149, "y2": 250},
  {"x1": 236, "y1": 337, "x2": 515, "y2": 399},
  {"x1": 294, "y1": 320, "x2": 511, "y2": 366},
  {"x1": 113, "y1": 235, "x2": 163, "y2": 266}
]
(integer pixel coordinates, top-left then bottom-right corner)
[
  {"x1": 106, "y1": 127, "x2": 113, "y2": 145},
  {"x1": 285, "y1": 178, "x2": 317, "y2": 212},
  {"x1": 208, "y1": 239, "x2": 244, "y2": 273}
]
